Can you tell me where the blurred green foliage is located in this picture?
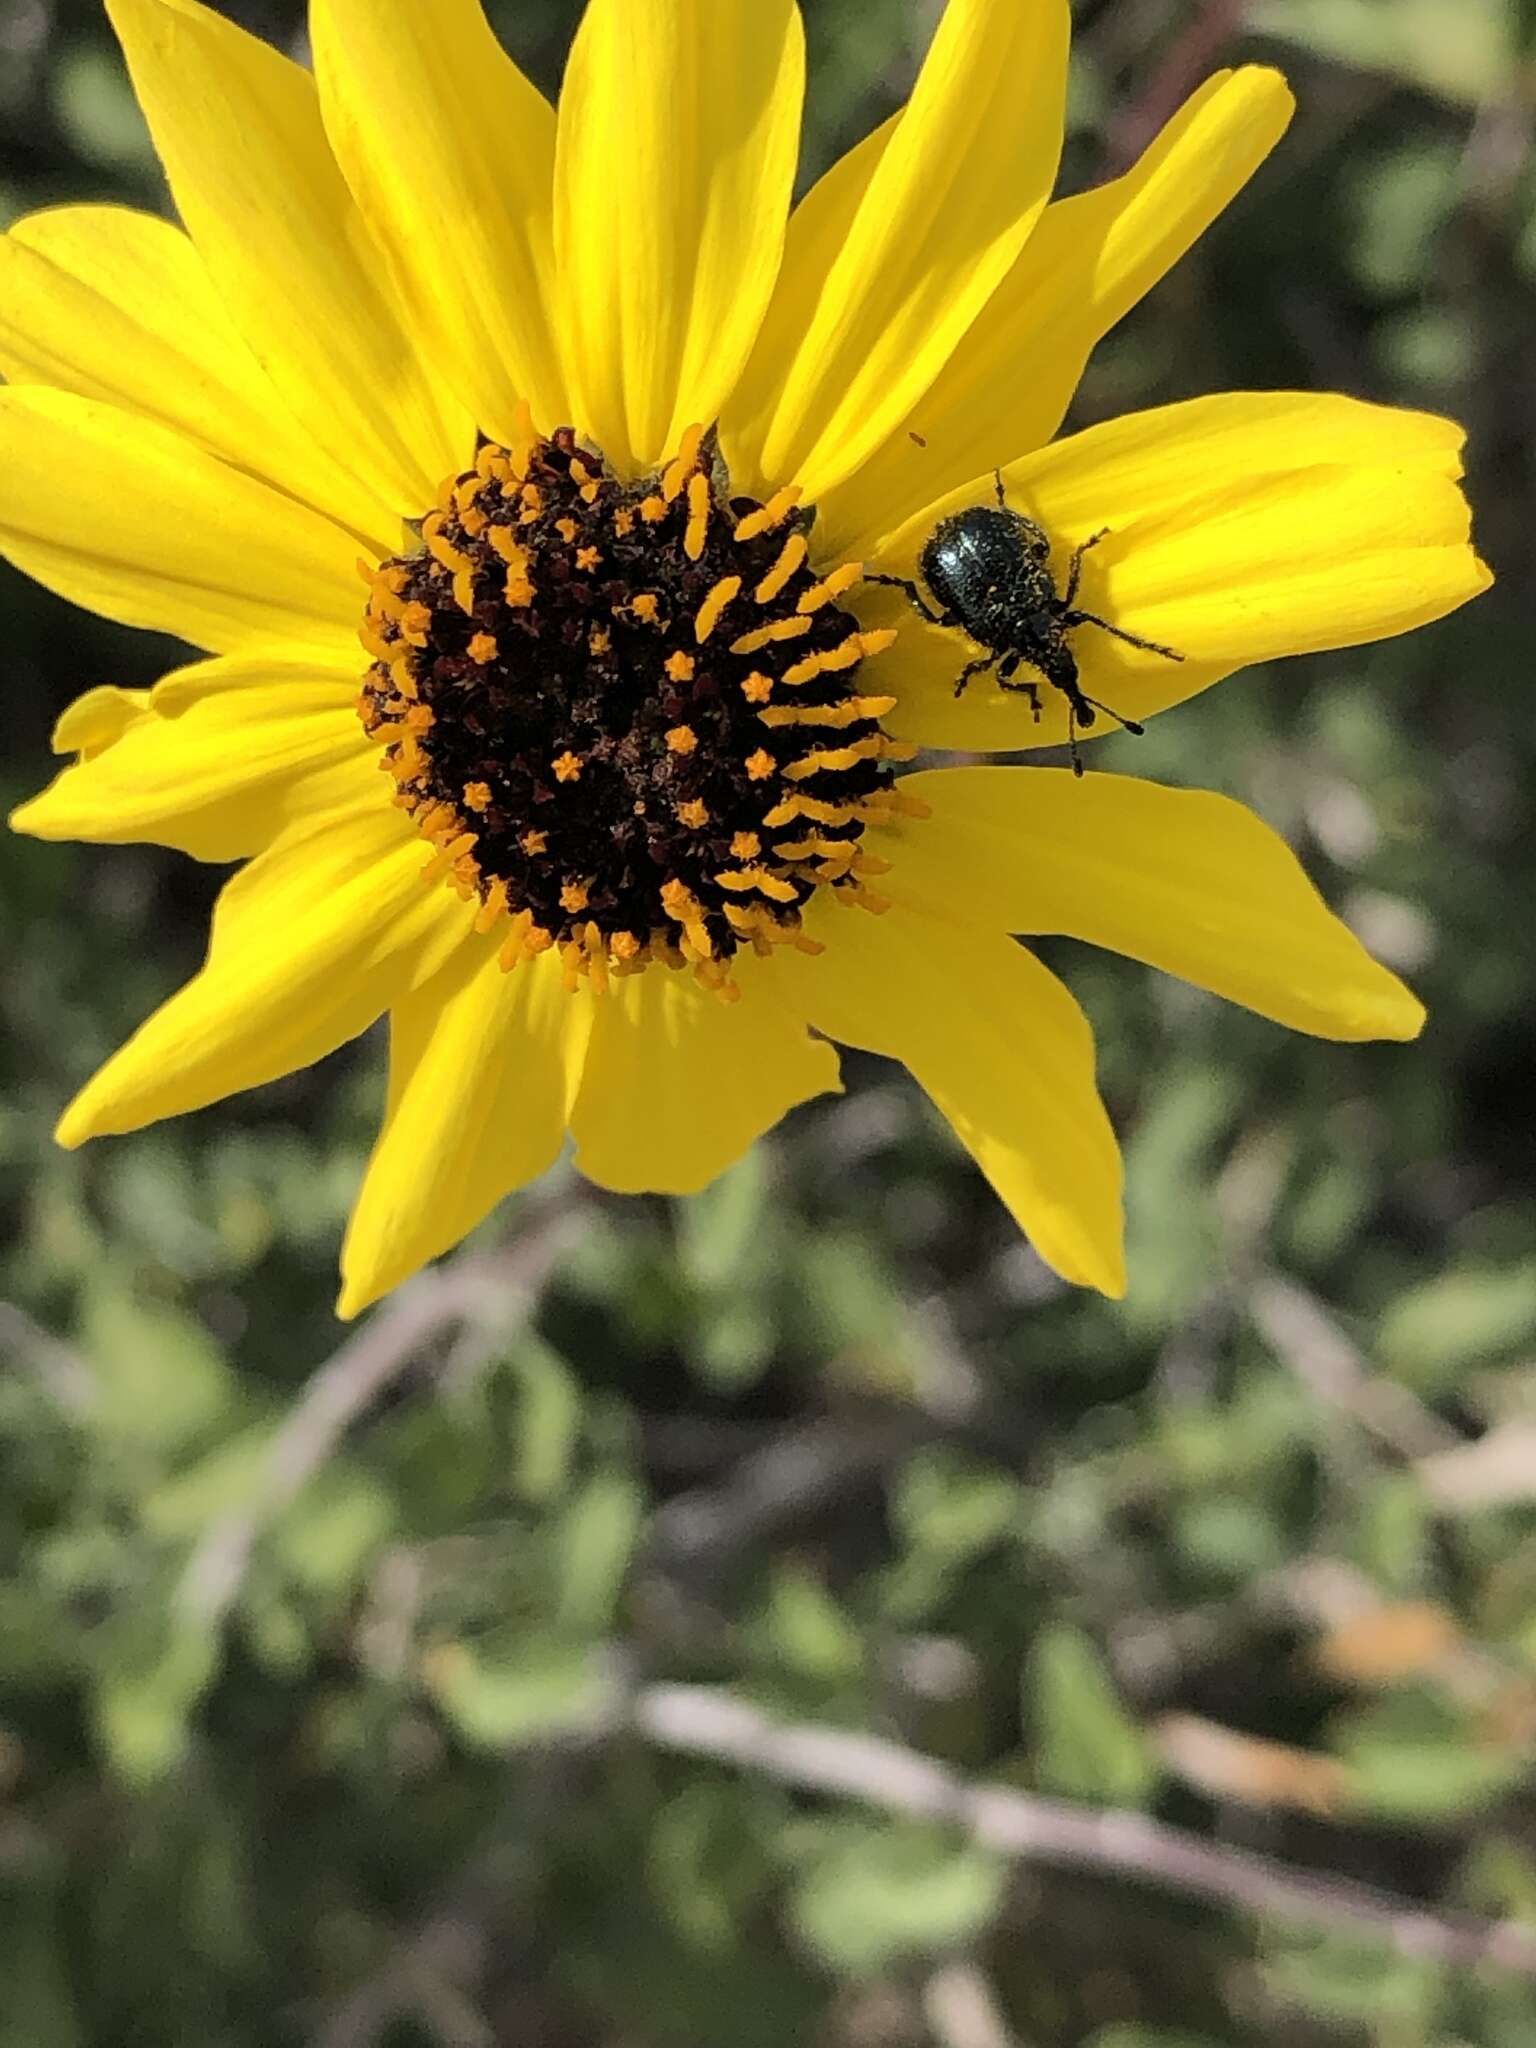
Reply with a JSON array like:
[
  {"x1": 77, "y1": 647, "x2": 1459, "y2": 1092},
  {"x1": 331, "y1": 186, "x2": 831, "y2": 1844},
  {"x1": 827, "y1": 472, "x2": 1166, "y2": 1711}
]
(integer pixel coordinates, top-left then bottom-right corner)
[{"x1": 3, "y1": 1, "x2": 1536, "y2": 2043}]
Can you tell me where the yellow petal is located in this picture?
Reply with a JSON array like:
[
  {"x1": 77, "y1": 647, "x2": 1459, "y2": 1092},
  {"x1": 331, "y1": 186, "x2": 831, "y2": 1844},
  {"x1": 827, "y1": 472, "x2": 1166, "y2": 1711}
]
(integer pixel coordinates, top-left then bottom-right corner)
[
  {"x1": 569, "y1": 963, "x2": 840, "y2": 1194},
  {"x1": 338, "y1": 945, "x2": 590, "y2": 1319},
  {"x1": 554, "y1": 0, "x2": 805, "y2": 475},
  {"x1": 0, "y1": 205, "x2": 398, "y2": 550},
  {"x1": 0, "y1": 387, "x2": 366, "y2": 662},
  {"x1": 723, "y1": 0, "x2": 1070, "y2": 505},
  {"x1": 771, "y1": 904, "x2": 1124, "y2": 1295},
  {"x1": 821, "y1": 67, "x2": 1295, "y2": 558},
  {"x1": 106, "y1": 0, "x2": 471, "y2": 518},
  {"x1": 870, "y1": 392, "x2": 1490, "y2": 753},
  {"x1": 57, "y1": 798, "x2": 471, "y2": 1145},
  {"x1": 49, "y1": 684, "x2": 154, "y2": 760},
  {"x1": 11, "y1": 659, "x2": 372, "y2": 862},
  {"x1": 891, "y1": 765, "x2": 1426, "y2": 1041},
  {"x1": 311, "y1": 0, "x2": 567, "y2": 447}
]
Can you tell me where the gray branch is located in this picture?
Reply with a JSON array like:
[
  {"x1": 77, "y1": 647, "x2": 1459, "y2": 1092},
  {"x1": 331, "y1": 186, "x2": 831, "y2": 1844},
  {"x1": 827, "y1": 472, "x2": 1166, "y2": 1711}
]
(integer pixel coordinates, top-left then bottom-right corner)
[
  {"x1": 634, "y1": 1683, "x2": 1536, "y2": 1979},
  {"x1": 179, "y1": 1200, "x2": 585, "y2": 1631}
]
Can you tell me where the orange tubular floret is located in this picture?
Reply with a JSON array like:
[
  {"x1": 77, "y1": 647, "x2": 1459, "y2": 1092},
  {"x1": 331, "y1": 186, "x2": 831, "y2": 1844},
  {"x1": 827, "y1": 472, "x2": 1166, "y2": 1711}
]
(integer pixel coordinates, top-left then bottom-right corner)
[
  {"x1": 758, "y1": 695, "x2": 898, "y2": 730},
  {"x1": 423, "y1": 831, "x2": 477, "y2": 881},
  {"x1": 475, "y1": 879, "x2": 510, "y2": 932},
  {"x1": 796, "y1": 561, "x2": 864, "y2": 614},
  {"x1": 684, "y1": 471, "x2": 711, "y2": 562},
  {"x1": 784, "y1": 738, "x2": 887, "y2": 781},
  {"x1": 729, "y1": 615, "x2": 813, "y2": 656},
  {"x1": 662, "y1": 423, "x2": 705, "y2": 502},
  {"x1": 773, "y1": 835, "x2": 860, "y2": 860},
  {"x1": 754, "y1": 531, "x2": 808, "y2": 604},
  {"x1": 694, "y1": 576, "x2": 742, "y2": 644},
  {"x1": 733, "y1": 486, "x2": 801, "y2": 542},
  {"x1": 715, "y1": 865, "x2": 800, "y2": 905},
  {"x1": 499, "y1": 909, "x2": 535, "y2": 971}
]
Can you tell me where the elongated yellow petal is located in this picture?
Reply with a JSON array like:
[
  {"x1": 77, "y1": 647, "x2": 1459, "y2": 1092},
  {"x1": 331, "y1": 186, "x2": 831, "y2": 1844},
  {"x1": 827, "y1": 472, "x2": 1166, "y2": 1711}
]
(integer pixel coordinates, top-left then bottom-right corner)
[
  {"x1": 57, "y1": 799, "x2": 472, "y2": 1145},
  {"x1": 0, "y1": 206, "x2": 398, "y2": 551},
  {"x1": 338, "y1": 946, "x2": 591, "y2": 1319},
  {"x1": 569, "y1": 963, "x2": 840, "y2": 1193},
  {"x1": 49, "y1": 684, "x2": 154, "y2": 760},
  {"x1": 714, "y1": 112, "x2": 900, "y2": 505},
  {"x1": 554, "y1": 0, "x2": 804, "y2": 475},
  {"x1": 12, "y1": 659, "x2": 372, "y2": 862},
  {"x1": 822, "y1": 67, "x2": 1296, "y2": 558},
  {"x1": 311, "y1": 0, "x2": 568, "y2": 447},
  {"x1": 771, "y1": 904, "x2": 1124, "y2": 1295},
  {"x1": 871, "y1": 392, "x2": 1490, "y2": 752},
  {"x1": 0, "y1": 388, "x2": 366, "y2": 662},
  {"x1": 106, "y1": 0, "x2": 471, "y2": 517},
  {"x1": 891, "y1": 766, "x2": 1425, "y2": 1040},
  {"x1": 723, "y1": 0, "x2": 1070, "y2": 505}
]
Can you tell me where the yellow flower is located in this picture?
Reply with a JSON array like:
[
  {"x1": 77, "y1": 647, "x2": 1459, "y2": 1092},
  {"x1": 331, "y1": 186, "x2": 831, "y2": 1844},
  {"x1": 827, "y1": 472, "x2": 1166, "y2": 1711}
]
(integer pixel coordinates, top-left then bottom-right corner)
[{"x1": 3, "y1": 0, "x2": 1488, "y2": 1317}]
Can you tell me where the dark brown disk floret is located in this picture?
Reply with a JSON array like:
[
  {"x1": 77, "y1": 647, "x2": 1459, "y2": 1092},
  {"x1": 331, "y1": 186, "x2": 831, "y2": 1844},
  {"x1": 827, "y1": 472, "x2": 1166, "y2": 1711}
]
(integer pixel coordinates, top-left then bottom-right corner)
[{"x1": 356, "y1": 421, "x2": 919, "y2": 999}]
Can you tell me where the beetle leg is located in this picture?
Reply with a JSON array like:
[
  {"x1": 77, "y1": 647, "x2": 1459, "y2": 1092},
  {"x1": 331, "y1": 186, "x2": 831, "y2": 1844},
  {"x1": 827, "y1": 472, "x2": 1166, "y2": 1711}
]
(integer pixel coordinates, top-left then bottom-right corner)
[
  {"x1": 992, "y1": 467, "x2": 1008, "y2": 510},
  {"x1": 952, "y1": 653, "x2": 997, "y2": 698},
  {"x1": 1061, "y1": 528, "x2": 1110, "y2": 607},
  {"x1": 1063, "y1": 608, "x2": 1185, "y2": 663},
  {"x1": 1064, "y1": 699, "x2": 1087, "y2": 777},
  {"x1": 863, "y1": 570, "x2": 945, "y2": 626},
  {"x1": 999, "y1": 678, "x2": 1044, "y2": 721}
]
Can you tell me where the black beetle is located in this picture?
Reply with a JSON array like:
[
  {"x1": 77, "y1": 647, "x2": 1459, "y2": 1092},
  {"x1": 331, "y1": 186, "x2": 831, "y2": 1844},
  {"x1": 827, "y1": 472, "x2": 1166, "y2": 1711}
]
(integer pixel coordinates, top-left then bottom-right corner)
[{"x1": 868, "y1": 471, "x2": 1184, "y2": 774}]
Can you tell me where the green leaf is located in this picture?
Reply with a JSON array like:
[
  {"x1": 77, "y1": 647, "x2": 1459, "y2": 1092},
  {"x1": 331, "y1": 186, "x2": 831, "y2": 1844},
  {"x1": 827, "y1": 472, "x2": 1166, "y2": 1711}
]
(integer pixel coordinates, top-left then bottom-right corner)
[
  {"x1": 1344, "y1": 1733, "x2": 1520, "y2": 1822},
  {"x1": 273, "y1": 1464, "x2": 394, "y2": 1598},
  {"x1": 49, "y1": 41, "x2": 156, "y2": 173},
  {"x1": 891, "y1": 1449, "x2": 1023, "y2": 1565},
  {"x1": 505, "y1": 1335, "x2": 583, "y2": 1503},
  {"x1": 1334, "y1": 1692, "x2": 1524, "y2": 1821},
  {"x1": 553, "y1": 1470, "x2": 643, "y2": 1634},
  {"x1": 675, "y1": 1147, "x2": 772, "y2": 1291},
  {"x1": 1377, "y1": 1260, "x2": 1536, "y2": 1390},
  {"x1": 80, "y1": 1285, "x2": 236, "y2": 1453},
  {"x1": 689, "y1": 1298, "x2": 777, "y2": 1393},
  {"x1": 760, "y1": 1567, "x2": 865, "y2": 1685},
  {"x1": 1027, "y1": 1624, "x2": 1158, "y2": 1806},
  {"x1": 1260, "y1": 1927, "x2": 1439, "y2": 2026},
  {"x1": 424, "y1": 1632, "x2": 601, "y2": 1747},
  {"x1": 92, "y1": 1622, "x2": 217, "y2": 1789},
  {"x1": 1088, "y1": 2031, "x2": 1228, "y2": 2048},
  {"x1": 1121, "y1": 1062, "x2": 1239, "y2": 1331},
  {"x1": 1249, "y1": 0, "x2": 1516, "y2": 105},
  {"x1": 784, "y1": 1818, "x2": 1005, "y2": 1975}
]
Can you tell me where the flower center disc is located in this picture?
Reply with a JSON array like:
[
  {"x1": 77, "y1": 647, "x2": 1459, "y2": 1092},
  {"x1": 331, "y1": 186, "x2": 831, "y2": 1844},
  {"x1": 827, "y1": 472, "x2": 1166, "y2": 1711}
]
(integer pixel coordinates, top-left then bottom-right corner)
[{"x1": 357, "y1": 424, "x2": 913, "y2": 1000}]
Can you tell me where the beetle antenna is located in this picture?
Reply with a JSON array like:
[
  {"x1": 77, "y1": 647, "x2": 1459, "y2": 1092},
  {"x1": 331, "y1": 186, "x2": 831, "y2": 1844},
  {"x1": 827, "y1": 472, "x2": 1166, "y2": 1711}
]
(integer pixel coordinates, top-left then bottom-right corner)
[{"x1": 1080, "y1": 693, "x2": 1145, "y2": 738}]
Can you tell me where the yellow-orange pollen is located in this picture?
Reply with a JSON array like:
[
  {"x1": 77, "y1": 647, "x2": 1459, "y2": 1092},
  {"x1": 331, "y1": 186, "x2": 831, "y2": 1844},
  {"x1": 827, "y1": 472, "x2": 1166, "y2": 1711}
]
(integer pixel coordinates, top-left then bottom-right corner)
[{"x1": 356, "y1": 422, "x2": 919, "y2": 1001}]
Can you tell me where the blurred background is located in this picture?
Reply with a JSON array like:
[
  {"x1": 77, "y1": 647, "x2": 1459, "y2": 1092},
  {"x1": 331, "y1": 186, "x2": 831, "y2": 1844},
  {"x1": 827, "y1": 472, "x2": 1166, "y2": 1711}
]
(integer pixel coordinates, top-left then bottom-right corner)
[{"x1": 2, "y1": 0, "x2": 1535, "y2": 2042}]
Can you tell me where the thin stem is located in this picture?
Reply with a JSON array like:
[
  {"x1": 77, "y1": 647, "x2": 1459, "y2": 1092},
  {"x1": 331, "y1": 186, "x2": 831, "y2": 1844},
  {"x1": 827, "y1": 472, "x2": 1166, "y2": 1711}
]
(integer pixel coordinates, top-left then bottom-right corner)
[{"x1": 634, "y1": 1683, "x2": 1536, "y2": 1979}]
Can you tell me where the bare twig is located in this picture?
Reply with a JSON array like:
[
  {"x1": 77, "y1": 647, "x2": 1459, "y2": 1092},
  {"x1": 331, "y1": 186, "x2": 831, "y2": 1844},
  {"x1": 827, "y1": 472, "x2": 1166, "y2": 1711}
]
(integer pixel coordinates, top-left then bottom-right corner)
[
  {"x1": 0, "y1": 1299, "x2": 96, "y2": 1418},
  {"x1": 633, "y1": 1684, "x2": 1536, "y2": 1979},
  {"x1": 924, "y1": 1961, "x2": 1022, "y2": 2048},
  {"x1": 179, "y1": 1201, "x2": 584, "y2": 1631},
  {"x1": 1247, "y1": 1272, "x2": 1461, "y2": 1460},
  {"x1": 645, "y1": 1409, "x2": 933, "y2": 1585},
  {"x1": 1417, "y1": 1421, "x2": 1536, "y2": 1514}
]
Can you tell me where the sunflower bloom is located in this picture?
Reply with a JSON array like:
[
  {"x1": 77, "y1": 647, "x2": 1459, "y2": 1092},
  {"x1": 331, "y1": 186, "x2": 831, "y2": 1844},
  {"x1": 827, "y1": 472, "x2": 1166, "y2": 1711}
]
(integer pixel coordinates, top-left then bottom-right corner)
[{"x1": 4, "y1": 0, "x2": 1488, "y2": 1315}]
